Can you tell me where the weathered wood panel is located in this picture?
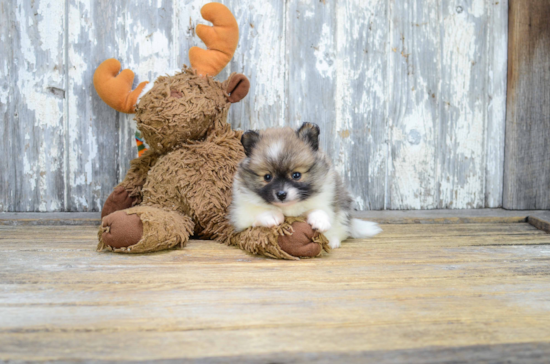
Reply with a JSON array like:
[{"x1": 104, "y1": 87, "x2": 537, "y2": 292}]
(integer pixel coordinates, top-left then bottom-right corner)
[
  {"x1": 504, "y1": 0, "x2": 550, "y2": 210},
  {"x1": 223, "y1": 0, "x2": 286, "y2": 131},
  {"x1": 438, "y1": 0, "x2": 488, "y2": 209},
  {"x1": 2, "y1": 0, "x2": 66, "y2": 212},
  {"x1": 286, "y1": 0, "x2": 337, "y2": 144},
  {"x1": 388, "y1": 0, "x2": 508, "y2": 209},
  {"x1": 485, "y1": 0, "x2": 508, "y2": 208},
  {"x1": 0, "y1": 0, "x2": 509, "y2": 211},
  {"x1": 335, "y1": 0, "x2": 388, "y2": 210},
  {"x1": 387, "y1": 0, "x2": 441, "y2": 209},
  {"x1": 66, "y1": 0, "x2": 121, "y2": 211},
  {"x1": 0, "y1": 0, "x2": 13, "y2": 211},
  {"x1": 1, "y1": 223, "x2": 550, "y2": 361}
]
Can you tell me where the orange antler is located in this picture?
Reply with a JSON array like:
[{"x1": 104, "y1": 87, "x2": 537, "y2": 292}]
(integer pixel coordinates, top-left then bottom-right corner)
[
  {"x1": 189, "y1": 3, "x2": 239, "y2": 77},
  {"x1": 93, "y1": 59, "x2": 149, "y2": 114}
]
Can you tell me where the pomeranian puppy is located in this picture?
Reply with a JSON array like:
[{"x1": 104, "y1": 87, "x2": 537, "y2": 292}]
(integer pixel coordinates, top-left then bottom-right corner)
[{"x1": 229, "y1": 122, "x2": 381, "y2": 248}]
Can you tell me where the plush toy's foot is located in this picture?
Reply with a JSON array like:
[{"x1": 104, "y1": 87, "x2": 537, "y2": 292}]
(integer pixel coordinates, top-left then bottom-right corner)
[
  {"x1": 229, "y1": 217, "x2": 329, "y2": 260},
  {"x1": 101, "y1": 186, "x2": 136, "y2": 219},
  {"x1": 98, "y1": 206, "x2": 194, "y2": 253},
  {"x1": 101, "y1": 210, "x2": 143, "y2": 249},
  {"x1": 278, "y1": 221, "x2": 323, "y2": 257}
]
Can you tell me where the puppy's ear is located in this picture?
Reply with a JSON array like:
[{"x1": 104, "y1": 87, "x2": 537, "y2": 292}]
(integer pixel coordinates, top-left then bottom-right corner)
[
  {"x1": 297, "y1": 122, "x2": 320, "y2": 151},
  {"x1": 241, "y1": 130, "x2": 260, "y2": 157}
]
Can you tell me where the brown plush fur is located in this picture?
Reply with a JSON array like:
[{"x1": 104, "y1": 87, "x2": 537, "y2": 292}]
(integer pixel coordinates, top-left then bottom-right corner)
[{"x1": 98, "y1": 68, "x2": 328, "y2": 259}]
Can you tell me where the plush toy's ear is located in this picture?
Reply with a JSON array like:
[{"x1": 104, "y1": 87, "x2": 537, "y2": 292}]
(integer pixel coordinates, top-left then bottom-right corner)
[
  {"x1": 241, "y1": 130, "x2": 260, "y2": 157},
  {"x1": 297, "y1": 122, "x2": 320, "y2": 151},
  {"x1": 93, "y1": 58, "x2": 149, "y2": 114},
  {"x1": 227, "y1": 74, "x2": 250, "y2": 103}
]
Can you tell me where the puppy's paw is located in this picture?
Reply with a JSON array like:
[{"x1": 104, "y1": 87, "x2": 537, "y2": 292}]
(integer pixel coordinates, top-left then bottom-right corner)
[
  {"x1": 328, "y1": 238, "x2": 341, "y2": 249},
  {"x1": 307, "y1": 209, "x2": 331, "y2": 232},
  {"x1": 253, "y1": 210, "x2": 284, "y2": 228}
]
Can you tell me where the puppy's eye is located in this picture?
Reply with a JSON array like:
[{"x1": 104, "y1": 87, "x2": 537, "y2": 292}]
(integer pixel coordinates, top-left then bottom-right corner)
[
  {"x1": 264, "y1": 174, "x2": 272, "y2": 182},
  {"x1": 292, "y1": 172, "x2": 302, "y2": 180}
]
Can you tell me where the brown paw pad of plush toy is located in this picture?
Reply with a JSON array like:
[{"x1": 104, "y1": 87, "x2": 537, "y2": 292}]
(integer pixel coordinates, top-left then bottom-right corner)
[
  {"x1": 94, "y1": 3, "x2": 329, "y2": 260},
  {"x1": 278, "y1": 221, "x2": 325, "y2": 258}
]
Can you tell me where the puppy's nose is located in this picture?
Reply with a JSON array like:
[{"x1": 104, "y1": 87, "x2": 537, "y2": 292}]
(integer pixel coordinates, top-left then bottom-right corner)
[{"x1": 276, "y1": 191, "x2": 287, "y2": 201}]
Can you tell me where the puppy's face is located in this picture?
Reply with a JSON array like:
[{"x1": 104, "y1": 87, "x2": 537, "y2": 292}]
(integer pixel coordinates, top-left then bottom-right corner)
[{"x1": 238, "y1": 122, "x2": 328, "y2": 206}]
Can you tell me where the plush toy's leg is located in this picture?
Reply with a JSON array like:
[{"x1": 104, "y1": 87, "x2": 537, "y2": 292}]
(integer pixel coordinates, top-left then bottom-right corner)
[
  {"x1": 98, "y1": 205, "x2": 194, "y2": 253},
  {"x1": 228, "y1": 217, "x2": 330, "y2": 260}
]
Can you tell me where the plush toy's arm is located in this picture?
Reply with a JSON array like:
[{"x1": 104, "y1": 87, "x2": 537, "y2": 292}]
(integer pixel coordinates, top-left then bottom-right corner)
[
  {"x1": 227, "y1": 217, "x2": 330, "y2": 260},
  {"x1": 117, "y1": 149, "x2": 161, "y2": 201},
  {"x1": 101, "y1": 149, "x2": 161, "y2": 218}
]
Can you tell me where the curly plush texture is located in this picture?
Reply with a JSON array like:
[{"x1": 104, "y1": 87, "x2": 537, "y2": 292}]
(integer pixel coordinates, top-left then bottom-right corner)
[
  {"x1": 136, "y1": 68, "x2": 230, "y2": 153},
  {"x1": 117, "y1": 149, "x2": 161, "y2": 205}
]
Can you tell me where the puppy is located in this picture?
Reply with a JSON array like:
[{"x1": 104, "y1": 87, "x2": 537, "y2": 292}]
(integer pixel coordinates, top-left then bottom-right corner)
[{"x1": 230, "y1": 122, "x2": 381, "y2": 249}]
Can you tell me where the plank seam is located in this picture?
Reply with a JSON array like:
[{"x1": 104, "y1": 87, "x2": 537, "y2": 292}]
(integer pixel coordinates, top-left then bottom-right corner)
[{"x1": 63, "y1": 0, "x2": 70, "y2": 212}]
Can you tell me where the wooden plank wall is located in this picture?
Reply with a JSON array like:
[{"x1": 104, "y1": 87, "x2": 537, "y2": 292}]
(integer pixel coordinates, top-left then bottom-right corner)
[
  {"x1": 504, "y1": 0, "x2": 550, "y2": 210},
  {"x1": 0, "y1": 0, "x2": 509, "y2": 212}
]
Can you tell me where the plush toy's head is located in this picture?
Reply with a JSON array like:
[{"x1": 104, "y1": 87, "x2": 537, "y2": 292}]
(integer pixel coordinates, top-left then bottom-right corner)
[
  {"x1": 93, "y1": 3, "x2": 249, "y2": 152},
  {"x1": 135, "y1": 68, "x2": 233, "y2": 152}
]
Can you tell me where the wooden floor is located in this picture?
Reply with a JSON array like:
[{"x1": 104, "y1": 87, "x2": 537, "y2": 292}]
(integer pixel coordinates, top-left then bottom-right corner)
[{"x1": 2, "y1": 220, "x2": 550, "y2": 363}]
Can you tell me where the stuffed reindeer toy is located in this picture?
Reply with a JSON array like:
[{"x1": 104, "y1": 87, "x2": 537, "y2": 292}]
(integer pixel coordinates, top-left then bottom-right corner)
[{"x1": 93, "y1": 3, "x2": 329, "y2": 259}]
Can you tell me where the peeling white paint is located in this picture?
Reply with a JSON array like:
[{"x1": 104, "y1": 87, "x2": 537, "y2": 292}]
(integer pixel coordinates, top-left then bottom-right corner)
[
  {"x1": 67, "y1": 0, "x2": 94, "y2": 209},
  {"x1": 3, "y1": 0, "x2": 509, "y2": 212},
  {"x1": 470, "y1": 0, "x2": 485, "y2": 18},
  {"x1": 390, "y1": 102, "x2": 437, "y2": 209},
  {"x1": 12, "y1": 0, "x2": 65, "y2": 211},
  {"x1": 313, "y1": 23, "x2": 334, "y2": 79},
  {"x1": 439, "y1": 9, "x2": 485, "y2": 208},
  {"x1": 235, "y1": 0, "x2": 286, "y2": 128},
  {"x1": 334, "y1": 0, "x2": 388, "y2": 210},
  {"x1": 36, "y1": 0, "x2": 65, "y2": 57}
]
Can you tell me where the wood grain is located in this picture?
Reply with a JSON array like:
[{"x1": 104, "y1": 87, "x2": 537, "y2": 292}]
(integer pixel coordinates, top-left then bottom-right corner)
[
  {"x1": 387, "y1": 0, "x2": 441, "y2": 209},
  {"x1": 4, "y1": 208, "x2": 550, "y2": 226},
  {"x1": 66, "y1": 0, "x2": 122, "y2": 212},
  {"x1": 528, "y1": 213, "x2": 550, "y2": 234},
  {"x1": 0, "y1": 0, "x2": 12, "y2": 212},
  {"x1": 286, "y1": 1, "x2": 337, "y2": 138},
  {"x1": 1, "y1": 223, "x2": 550, "y2": 361},
  {"x1": 223, "y1": 0, "x2": 286, "y2": 131},
  {"x1": 2, "y1": 0, "x2": 66, "y2": 212},
  {"x1": 485, "y1": 0, "x2": 508, "y2": 208},
  {"x1": 437, "y1": 0, "x2": 488, "y2": 209},
  {"x1": 388, "y1": 0, "x2": 509, "y2": 209},
  {"x1": 504, "y1": 0, "x2": 550, "y2": 209},
  {"x1": 335, "y1": 0, "x2": 388, "y2": 210}
]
